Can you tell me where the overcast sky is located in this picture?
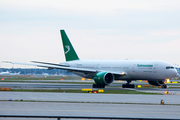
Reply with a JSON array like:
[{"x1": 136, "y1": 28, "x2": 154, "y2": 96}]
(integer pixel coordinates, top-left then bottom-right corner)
[{"x1": 0, "y1": 0, "x2": 180, "y2": 68}]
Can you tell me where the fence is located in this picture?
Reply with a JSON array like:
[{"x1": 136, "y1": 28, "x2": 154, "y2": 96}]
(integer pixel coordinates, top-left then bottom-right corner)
[{"x1": 0, "y1": 115, "x2": 178, "y2": 120}]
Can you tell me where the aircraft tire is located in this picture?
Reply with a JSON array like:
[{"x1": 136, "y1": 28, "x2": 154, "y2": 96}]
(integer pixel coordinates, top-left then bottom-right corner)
[
  {"x1": 92, "y1": 84, "x2": 105, "y2": 88},
  {"x1": 131, "y1": 84, "x2": 135, "y2": 88},
  {"x1": 101, "y1": 84, "x2": 105, "y2": 88},
  {"x1": 162, "y1": 84, "x2": 167, "y2": 88},
  {"x1": 122, "y1": 84, "x2": 126, "y2": 88},
  {"x1": 97, "y1": 84, "x2": 105, "y2": 88},
  {"x1": 92, "y1": 84, "x2": 97, "y2": 88},
  {"x1": 122, "y1": 84, "x2": 135, "y2": 88}
]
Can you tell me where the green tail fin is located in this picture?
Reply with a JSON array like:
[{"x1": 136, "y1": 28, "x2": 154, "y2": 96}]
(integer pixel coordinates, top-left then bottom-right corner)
[{"x1": 60, "y1": 30, "x2": 79, "y2": 61}]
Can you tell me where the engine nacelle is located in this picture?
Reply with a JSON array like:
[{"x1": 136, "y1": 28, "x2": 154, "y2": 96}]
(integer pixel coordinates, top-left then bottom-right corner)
[
  {"x1": 94, "y1": 72, "x2": 114, "y2": 85},
  {"x1": 148, "y1": 80, "x2": 165, "y2": 86}
]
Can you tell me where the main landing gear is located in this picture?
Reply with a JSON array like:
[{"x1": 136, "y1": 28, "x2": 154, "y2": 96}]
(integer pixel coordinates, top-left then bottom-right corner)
[
  {"x1": 92, "y1": 84, "x2": 105, "y2": 88},
  {"x1": 122, "y1": 80, "x2": 135, "y2": 88}
]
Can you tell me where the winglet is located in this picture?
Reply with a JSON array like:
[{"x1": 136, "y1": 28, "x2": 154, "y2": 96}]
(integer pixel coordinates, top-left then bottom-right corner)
[{"x1": 60, "y1": 30, "x2": 79, "y2": 61}]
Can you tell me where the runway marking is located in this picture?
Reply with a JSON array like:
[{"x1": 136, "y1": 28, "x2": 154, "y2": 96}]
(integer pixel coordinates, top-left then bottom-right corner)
[{"x1": 0, "y1": 109, "x2": 180, "y2": 115}]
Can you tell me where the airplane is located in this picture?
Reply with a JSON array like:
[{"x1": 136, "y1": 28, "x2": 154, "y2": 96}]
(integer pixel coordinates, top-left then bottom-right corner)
[
  {"x1": 42, "y1": 72, "x2": 49, "y2": 76},
  {"x1": 3, "y1": 30, "x2": 178, "y2": 88},
  {"x1": 0, "y1": 71, "x2": 10, "y2": 75},
  {"x1": 9, "y1": 72, "x2": 21, "y2": 75}
]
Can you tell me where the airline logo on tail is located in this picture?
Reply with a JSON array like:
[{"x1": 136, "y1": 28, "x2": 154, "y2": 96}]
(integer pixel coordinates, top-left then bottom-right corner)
[
  {"x1": 65, "y1": 45, "x2": 70, "y2": 54},
  {"x1": 60, "y1": 30, "x2": 79, "y2": 61}
]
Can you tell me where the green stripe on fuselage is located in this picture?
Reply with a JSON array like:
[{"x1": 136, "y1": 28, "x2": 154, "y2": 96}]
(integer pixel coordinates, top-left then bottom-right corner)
[{"x1": 137, "y1": 64, "x2": 153, "y2": 67}]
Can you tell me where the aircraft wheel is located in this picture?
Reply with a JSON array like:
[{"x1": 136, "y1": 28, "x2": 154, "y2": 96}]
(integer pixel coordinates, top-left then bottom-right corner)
[
  {"x1": 162, "y1": 84, "x2": 167, "y2": 88},
  {"x1": 122, "y1": 84, "x2": 126, "y2": 88},
  {"x1": 131, "y1": 84, "x2": 135, "y2": 88},
  {"x1": 92, "y1": 84, "x2": 105, "y2": 88},
  {"x1": 98, "y1": 84, "x2": 105, "y2": 88},
  {"x1": 122, "y1": 84, "x2": 135, "y2": 88},
  {"x1": 101, "y1": 84, "x2": 105, "y2": 88},
  {"x1": 92, "y1": 84, "x2": 97, "y2": 88}
]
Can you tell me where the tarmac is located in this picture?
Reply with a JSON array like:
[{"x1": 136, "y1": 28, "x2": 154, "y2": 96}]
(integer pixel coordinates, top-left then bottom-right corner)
[
  {"x1": 1, "y1": 91, "x2": 180, "y2": 104},
  {"x1": 1, "y1": 101, "x2": 180, "y2": 119},
  {"x1": 1, "y1": 81, "x2": 180, "y2": 119},
  {"x1": 1, "y1": 91, "x2": 180, "y2": 119}
]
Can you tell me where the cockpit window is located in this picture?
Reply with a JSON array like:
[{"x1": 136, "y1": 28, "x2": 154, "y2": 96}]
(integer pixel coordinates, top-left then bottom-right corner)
[{"x1": 166, "y1": 66, "x2": 174, "y2": 69}]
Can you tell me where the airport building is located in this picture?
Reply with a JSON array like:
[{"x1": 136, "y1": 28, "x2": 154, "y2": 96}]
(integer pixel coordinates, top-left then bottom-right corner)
[{"x1": 0, "y1": 68, "x2": 74, "y2": 76}]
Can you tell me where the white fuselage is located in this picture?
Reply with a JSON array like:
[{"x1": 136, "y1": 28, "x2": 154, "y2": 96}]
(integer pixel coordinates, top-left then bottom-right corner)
[{"x1": 61, "y1": 60, "x2": 177, "y2": 81}]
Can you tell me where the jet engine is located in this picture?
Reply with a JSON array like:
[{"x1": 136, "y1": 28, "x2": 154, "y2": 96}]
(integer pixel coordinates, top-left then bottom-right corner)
[{"x1": 93, "y1": 71, "x2": 114, "y2": 86}]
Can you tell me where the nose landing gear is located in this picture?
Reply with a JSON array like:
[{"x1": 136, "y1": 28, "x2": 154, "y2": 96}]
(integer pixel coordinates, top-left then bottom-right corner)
[{"x1": 161, "y1": 84, "x2": 167, "y2": 88}]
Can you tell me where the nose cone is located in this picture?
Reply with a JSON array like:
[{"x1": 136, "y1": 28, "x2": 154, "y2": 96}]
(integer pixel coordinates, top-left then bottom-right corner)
[
  {"x1": 166, "y1": 69, "x2": 178, "y2": 78},
  {"x1": 172, "y1": 69, "x2": 178, "y2": 77}
]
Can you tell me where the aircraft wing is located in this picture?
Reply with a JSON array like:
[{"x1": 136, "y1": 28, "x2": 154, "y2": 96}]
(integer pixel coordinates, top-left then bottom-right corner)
[{"x1": 2, "y1": 61, "x2": 126, "y2": 76}]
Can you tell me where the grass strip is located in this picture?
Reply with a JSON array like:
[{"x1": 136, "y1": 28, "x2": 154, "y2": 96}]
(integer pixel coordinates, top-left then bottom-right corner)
[
  {"x1": 8, "y1": 89, "x2": 162, "y2": 95},
  {"x1": 0, "y1": 80, "x2": 95, "y2": 84}
]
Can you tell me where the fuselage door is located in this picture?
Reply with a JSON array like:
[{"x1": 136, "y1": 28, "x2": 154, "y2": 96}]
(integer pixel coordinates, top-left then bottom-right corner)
[
  {"x1": 132, "y1": 64, "x2": 136, "y2": 72},
  {"x1": 96, "y1": 64, "x2": 100, "y2": 70},
  {"x1": 131, "y1": 64, "x2": 137, "y2": 78},
  {"x1": 153, "y1": 64, "x2": 158, "y2": 73}
]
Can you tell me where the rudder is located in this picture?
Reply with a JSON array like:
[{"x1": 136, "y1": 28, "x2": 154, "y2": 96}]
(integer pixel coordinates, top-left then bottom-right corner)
[{"x1": 60, "y1": 30, "x2": 79, "y2": 61}]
